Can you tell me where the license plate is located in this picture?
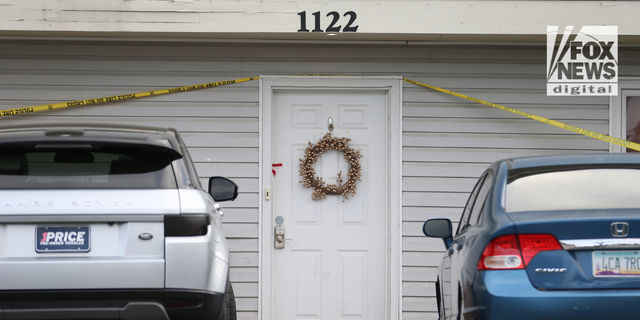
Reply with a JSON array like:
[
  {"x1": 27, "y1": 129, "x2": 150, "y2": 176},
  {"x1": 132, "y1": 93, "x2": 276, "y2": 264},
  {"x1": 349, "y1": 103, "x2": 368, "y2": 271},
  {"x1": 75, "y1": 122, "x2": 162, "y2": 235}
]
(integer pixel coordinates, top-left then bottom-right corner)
[
  {"x1": 593, "y1": 251, "x2": 640, "y2": 277},
  {"x1": 36, "y1": 226, "x2": 90, "y2": 253}
]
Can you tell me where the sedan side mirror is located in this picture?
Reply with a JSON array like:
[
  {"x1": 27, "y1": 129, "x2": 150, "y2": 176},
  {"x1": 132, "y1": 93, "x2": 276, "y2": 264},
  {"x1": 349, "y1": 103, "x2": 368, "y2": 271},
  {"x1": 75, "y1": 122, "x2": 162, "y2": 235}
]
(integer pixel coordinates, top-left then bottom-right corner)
[
  {"x1": 208, "y1": 177, "x2": 238, "y2": 202},
  {"x1": 423, "y1": 218, "x2": 454, "y2": 249}
]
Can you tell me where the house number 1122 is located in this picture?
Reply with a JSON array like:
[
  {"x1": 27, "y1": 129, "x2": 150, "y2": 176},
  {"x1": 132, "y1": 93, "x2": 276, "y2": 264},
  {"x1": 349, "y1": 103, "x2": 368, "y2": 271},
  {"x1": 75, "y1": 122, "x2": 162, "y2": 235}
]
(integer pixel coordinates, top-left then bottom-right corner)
[{"x1": 297, "y1": 11, "x2": 359, "y2": 33}]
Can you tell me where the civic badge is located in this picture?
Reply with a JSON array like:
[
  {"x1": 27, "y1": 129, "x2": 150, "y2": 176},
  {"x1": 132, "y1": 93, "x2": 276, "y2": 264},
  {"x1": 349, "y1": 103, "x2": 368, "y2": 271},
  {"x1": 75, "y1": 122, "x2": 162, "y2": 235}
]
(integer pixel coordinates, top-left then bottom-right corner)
[
  {"x1": 611, "y1": 222, "x2": 629, "y2": 238},
  {"x1": 139, "y1": 233, "x2": 153, "y2": 240}
]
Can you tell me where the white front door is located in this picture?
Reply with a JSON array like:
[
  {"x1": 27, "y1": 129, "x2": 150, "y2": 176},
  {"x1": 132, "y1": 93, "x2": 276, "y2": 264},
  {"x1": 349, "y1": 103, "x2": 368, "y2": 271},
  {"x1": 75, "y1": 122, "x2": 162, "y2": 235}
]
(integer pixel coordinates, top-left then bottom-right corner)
[{"x1": 263, "y1": 81, "x2": 395, "y2": 320}]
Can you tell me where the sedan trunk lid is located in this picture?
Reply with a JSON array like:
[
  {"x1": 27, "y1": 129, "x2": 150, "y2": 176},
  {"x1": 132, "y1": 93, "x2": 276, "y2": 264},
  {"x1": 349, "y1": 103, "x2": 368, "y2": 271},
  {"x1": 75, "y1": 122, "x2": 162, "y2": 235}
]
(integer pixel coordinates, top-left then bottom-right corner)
[{"x1": 508, "y1": 209, "x2": 640, "y2": 290}]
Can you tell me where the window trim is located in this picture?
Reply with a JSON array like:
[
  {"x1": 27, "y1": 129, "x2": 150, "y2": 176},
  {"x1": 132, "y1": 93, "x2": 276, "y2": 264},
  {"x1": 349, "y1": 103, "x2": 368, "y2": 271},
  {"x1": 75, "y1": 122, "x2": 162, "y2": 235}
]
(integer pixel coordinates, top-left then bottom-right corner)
[{"x1": 610, "y1": 78, "x2": 640, "y2": 153}]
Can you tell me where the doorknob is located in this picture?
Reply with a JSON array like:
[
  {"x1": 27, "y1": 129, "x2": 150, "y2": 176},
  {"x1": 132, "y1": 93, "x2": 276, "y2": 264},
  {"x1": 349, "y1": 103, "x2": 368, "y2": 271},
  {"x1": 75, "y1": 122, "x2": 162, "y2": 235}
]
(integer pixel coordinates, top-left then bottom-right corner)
[{"x1": 274, "y1": 226, "x2": 293, "y2": 249}]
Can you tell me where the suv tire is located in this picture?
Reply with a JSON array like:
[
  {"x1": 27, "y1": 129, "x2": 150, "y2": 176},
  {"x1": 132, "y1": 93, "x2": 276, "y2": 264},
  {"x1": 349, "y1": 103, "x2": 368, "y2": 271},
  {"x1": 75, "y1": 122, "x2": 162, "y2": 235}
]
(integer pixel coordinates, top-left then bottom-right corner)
[{"x1": 221, "y1": 279, "x2": 237, "y2": 320}]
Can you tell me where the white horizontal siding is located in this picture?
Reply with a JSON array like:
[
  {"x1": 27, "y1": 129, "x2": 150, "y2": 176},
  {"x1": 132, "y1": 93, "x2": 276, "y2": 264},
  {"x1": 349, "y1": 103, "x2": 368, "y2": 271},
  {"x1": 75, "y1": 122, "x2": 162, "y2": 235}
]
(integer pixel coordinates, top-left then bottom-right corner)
[
  {"x1": 403, "y1": 266, "x2": 439, "y2": 282},
  {"x1": 0, "y1": 102, "x2": 259, "y2": 118},
  {"x1": 192, "y1": 149, "x2": 260, "y2": 163},
  {"x1": 404, "y1": 192, "x2": 469, "y2": 208},
  {"x1": 403, "y1": 177, "x2": 477, "y2": 193},
  {"x1": 404, "y1": 236, "x2": 444, "y2": 252},
  {"x1": 404, "y1": 118, "x2": 607, "y2": 134},
  {"x1": 404, "y1": 102, "x2": 609, "y2": 120},
  {"x1": 1, "y1": 41, "x2": 638, "y2": 319},
  {"x1": 404, "y1": 132, "x2": 608, "y2": 150},
  {"x1": 0, "y1": 117, "x2": 258, "y2": 131},
  {"x1": 230, "y1": 268, "x2": 259, "y2": 283},
  {"x1": 221, "y1": 224, "x2": 259, "y2": 239},
  {"x1": 219, "y1": 208, "x2": 259, "y2": 224},
  {"x1": 403, "y1": 146, "x2": 594, "y2": 163},
  {"x1": 404, "y1": 162, "x2": 488, "y2": 177},
  {"x1": 404, "y1": 207, "x2": 463, "y2": 222}
]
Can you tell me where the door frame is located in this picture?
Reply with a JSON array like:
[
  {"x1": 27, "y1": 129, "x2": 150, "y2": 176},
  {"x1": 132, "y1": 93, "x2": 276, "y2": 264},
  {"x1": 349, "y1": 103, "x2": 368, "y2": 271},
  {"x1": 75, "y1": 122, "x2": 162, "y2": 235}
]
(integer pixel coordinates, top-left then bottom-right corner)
[{"x1": 259, "y1": 76, "x2": 403, "y2": 320}]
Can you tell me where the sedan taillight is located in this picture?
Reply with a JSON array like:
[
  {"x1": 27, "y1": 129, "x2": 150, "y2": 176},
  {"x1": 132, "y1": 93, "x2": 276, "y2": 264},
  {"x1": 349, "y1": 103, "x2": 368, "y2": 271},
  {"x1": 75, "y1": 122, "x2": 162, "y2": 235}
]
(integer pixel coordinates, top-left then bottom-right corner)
[
  {"x1": 478, "y1": 235, "x2": 523, "y2": 270},
  {"x1": 477, "y1": 234, "x2": 562, "y2": 271},
  {"x1": 518, "y1": 234, "x2": 563, "y2": 266}
]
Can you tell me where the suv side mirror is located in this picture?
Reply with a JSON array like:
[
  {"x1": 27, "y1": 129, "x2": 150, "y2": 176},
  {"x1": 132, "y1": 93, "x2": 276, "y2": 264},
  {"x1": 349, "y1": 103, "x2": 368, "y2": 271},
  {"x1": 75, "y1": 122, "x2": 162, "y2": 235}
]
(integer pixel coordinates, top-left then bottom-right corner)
[
  {"x1": 208, "y1": 177, "x2": 238, "y2": 202},
  {"x1": 423, "y1": 218, "x2": 453, "y2": 248}
]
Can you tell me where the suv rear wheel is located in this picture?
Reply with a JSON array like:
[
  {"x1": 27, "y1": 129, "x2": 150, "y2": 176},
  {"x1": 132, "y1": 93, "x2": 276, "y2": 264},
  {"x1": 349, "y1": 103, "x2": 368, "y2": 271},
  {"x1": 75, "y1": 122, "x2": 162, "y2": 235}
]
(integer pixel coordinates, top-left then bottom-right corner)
[{"x1": 221, "y1": 279, "x2": 237, "y2": 320}]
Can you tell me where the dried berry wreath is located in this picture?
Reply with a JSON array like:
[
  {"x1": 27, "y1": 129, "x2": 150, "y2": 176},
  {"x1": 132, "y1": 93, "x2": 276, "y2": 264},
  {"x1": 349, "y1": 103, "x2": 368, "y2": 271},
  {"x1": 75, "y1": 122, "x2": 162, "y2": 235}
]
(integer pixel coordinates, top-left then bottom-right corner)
[{"x1": 298, "y1": 132, "x2": 362, "y2": 201}]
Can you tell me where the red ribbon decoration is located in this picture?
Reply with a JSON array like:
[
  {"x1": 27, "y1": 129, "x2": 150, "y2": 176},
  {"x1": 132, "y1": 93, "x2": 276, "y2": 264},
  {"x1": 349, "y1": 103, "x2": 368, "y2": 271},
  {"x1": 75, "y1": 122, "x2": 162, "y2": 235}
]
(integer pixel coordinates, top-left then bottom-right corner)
[{"x1": 272, "y1": 163, "x2": 282, "y2": 176}]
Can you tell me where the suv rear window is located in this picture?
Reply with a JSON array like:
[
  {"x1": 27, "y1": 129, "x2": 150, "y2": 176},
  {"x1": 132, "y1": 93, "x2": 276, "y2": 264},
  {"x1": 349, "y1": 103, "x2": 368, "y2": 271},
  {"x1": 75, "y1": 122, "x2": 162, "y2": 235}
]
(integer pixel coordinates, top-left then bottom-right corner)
[
  {"x1": 0, "y1": 142, "x2": 181, "y2": 189},
  {"x1": 506, "y1": 168, "x2": 640, "y2": 212}
]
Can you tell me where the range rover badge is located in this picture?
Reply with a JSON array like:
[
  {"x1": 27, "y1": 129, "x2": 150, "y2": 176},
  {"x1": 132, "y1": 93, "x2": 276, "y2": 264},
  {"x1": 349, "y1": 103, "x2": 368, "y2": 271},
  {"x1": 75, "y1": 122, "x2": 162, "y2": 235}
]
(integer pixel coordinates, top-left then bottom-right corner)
[{"x1": 139, "y1": 233, "x2": 153, "y2": 240}]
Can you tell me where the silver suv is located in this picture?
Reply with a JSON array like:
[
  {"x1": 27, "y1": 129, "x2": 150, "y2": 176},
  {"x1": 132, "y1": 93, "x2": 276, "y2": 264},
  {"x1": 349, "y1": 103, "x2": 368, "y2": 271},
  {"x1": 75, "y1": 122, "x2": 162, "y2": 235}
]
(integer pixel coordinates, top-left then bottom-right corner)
[{"x1": 0, "y1": 123, "x2": 237, "y2": 320}]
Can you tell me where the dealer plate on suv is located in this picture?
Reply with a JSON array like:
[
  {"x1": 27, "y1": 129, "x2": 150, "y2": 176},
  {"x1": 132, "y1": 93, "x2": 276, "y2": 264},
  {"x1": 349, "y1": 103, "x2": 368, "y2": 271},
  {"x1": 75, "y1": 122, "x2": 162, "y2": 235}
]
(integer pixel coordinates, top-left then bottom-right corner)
[{"x1": 36, "y1": 226, "x2": 90, "y2": 253}]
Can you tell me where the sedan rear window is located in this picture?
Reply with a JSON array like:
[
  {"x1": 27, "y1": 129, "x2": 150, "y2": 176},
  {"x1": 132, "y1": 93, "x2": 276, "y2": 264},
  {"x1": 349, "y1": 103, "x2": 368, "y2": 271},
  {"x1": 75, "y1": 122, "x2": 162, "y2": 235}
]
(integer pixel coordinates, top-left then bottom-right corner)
[
  {"x1": 0, "y1": 143, "x2": 181, "y2": 189},
  {"x1": 506, "y1": 168, "x2": 640, "y2": 212}
]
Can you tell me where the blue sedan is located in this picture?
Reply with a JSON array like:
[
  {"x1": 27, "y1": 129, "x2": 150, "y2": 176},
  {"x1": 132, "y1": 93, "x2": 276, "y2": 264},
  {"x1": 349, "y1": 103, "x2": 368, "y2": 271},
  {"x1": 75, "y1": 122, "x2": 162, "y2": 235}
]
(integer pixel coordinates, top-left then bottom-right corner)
[{"x1": 423, "y1": 154, "x2": 640, "y2": 320}]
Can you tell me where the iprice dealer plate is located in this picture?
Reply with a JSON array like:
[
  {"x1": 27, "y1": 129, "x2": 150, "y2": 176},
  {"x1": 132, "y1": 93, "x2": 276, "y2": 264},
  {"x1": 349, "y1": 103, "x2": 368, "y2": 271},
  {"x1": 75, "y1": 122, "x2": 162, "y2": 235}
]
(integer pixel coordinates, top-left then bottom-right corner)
[
  {"x1": 593, "y1": 251, "x2": 640, "y2": 277},
  {"x1": 36, "y1": 226, "x2": 90, "y2": 253}
]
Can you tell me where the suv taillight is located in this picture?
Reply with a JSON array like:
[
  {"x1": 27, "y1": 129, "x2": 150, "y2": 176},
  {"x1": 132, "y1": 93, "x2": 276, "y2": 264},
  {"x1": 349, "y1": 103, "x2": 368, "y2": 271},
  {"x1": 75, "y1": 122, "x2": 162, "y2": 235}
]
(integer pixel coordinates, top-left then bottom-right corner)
[
  {"x1": 164, "y1": 215, "x2": 210, "y2": 236},
  {"x1": 477, "y1": 234, "x2": 562, "y2": 271}
]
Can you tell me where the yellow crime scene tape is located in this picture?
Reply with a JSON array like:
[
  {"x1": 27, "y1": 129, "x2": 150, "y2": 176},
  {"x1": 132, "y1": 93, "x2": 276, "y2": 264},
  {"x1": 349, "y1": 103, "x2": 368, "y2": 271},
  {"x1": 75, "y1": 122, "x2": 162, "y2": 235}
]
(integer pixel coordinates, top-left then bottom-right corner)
[
  {"x1": 1, "y1": 74, "x2": 638, "y2": 152},
  {"x1": 0, "y1": 76, "x2": 259, "y2": 118},
  {"x1": 403, "y1": 78, "x2": 640, "y2": 152}
]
